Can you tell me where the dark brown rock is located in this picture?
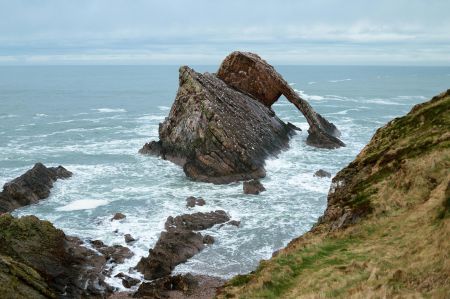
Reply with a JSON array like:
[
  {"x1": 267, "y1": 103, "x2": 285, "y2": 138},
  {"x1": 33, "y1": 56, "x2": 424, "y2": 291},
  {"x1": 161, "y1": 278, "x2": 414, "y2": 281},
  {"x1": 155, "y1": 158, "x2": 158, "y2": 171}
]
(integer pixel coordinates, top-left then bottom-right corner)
[
  {"x1": 0, "y1": 163, "x2": 72, "y2": 213},
  {"x1": 136, "y1": 211, "x2": 229, "y2": 280},
  {"x1": 115, "y1": 272, "x2": 140, "y2": 289},
  {"x1": 124, "y1": 234, "x2": 136, "y2": 244},
  {"x1": 243, "y1": 179, "x2": 266, "y2": 195},
  {"x1": 227, "y1": 220, "x2": 241, "y2": 227},
  {"x1": 90, "y1": 240, "x2": 134, "y2": 264},
  {"x1": 314, "y1": 169, "x2": 331, "y2": 178},
  {"x1": 135, "y1": 229, "x2": 206, "y2": 280},
  {"x1": 140, "y1": 65, "x2": 295, "y2": 184},
  {"x1": 186, "y1": 196, "x2": 206, "y2": 208},
  {"x1": 217, "y1": 51, "x2": 344, "y2": 149},
  {"x1": 202, "y1": 235, "x2": 215, "y2": 245},
  {"x1": 134, "y1": 274, "x2": 199, "y2": 298},
  {"x1": 165, "y1": 210, "x2": 230, "y2": 231},
  {"x1": 111, "y1": 212, "x2": 126, "y2": 221}
]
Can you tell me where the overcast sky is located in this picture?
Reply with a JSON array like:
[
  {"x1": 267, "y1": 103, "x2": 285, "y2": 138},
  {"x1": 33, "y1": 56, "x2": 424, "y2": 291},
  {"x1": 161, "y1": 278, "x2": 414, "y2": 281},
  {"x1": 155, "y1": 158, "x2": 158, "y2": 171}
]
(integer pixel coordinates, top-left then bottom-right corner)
[{"x1": 1, "y1": 0, "x2": 449, "y2": 65}]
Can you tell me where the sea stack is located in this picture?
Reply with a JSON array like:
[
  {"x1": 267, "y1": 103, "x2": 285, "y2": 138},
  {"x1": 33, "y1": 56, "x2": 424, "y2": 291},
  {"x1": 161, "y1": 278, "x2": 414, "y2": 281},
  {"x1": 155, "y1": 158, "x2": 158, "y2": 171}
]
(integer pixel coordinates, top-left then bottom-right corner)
[{"x1": 140, "y1": 51, "x2": 344, "y2": 183}]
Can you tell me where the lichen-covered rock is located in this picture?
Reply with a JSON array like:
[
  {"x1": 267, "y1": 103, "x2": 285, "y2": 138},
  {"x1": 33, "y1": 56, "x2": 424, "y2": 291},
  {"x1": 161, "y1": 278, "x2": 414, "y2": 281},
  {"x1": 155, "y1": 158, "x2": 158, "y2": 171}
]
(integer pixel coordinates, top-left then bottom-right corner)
[
  {"x1": 140, "y1": 65, "x2": 294, "y2": 184},
  {"x1": 217, "y1": 51, "x2": 344, "y2": 149},
  {"x1": 0, "y1": 163, "x2": 72, "y2": 213},
  {"x1": 0, "y1": 214, "x2": 112, "y2": 298}
]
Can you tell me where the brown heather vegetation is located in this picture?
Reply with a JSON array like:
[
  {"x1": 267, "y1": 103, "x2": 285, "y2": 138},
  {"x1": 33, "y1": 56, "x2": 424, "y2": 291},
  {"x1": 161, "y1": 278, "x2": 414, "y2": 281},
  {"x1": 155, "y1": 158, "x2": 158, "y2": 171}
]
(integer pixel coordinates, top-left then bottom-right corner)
[{"x1": 218, "y1": 90, "x2": 450, "y2": 299}]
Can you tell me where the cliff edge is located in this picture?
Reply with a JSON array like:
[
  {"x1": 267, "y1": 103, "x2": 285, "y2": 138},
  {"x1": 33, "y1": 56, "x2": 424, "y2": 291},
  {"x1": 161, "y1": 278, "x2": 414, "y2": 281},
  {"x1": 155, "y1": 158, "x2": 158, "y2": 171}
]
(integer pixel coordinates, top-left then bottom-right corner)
[{"x1": 219, "y1": 90, "x2": 450, "y2": 298}]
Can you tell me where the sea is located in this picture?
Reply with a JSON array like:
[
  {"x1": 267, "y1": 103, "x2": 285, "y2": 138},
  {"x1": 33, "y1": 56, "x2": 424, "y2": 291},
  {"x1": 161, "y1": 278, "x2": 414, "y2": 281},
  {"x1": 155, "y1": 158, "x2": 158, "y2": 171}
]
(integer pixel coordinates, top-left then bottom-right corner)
[{"x1": 0, "y1": 65, "x2": 449, "y2": 289}]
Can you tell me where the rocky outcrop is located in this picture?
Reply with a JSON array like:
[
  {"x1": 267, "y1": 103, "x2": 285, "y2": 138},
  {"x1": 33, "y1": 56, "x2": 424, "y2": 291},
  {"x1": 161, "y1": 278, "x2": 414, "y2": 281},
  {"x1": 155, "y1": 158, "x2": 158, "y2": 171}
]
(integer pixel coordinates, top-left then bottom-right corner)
[
  {"x1": 140, "y1": 65, "x2": 295, "y2": 184},
  {"x1": 0, "y1": 214, "x2": 112, "y2": 298},
  {"x1": 136, "y1": 211, "x2": 230, "y2": 280},
  {"x1": 243, "y1": 179, "x2": 266, "y2": 195},
  {"x1": 217, "y1": 51, "x2": 344, "y2": 149},
  {"x1": 0, "y1": 163, "x2": 72, "y2": 213}
]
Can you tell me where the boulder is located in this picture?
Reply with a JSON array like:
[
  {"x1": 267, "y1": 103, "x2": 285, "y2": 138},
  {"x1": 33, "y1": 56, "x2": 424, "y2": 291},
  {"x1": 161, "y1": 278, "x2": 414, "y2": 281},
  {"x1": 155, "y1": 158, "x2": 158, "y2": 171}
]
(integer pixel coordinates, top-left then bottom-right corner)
[
  {"x1": 114, "y1": 272, "x2": 140, "y2": 289},
  {"x1": 186, "y1": 196, "x2": 206, "y2": 208},
  {"x1": 0, "y1": 163, "x2": 72, "y2": 213},
  {"x1": 217, "y1": 51, "x2": 344, "y2": 149},
  {"x1": 89, "y1": 240, "x2": 134, "y2": 264},
  {"x1": 111, "y1": 212, "x2": 126, "y2": 221},
  {"x1": 314, "y1": 169, "x2": 331, "y2": 178},
  {"x1": 0, "y1": 214, "x2": 111, "y2": 298},
  {"x1": 140, "y1": 65, "x2": 295, "y2": 184},
  {"x1": 124, "y1": 234, "x2": 136, "y2": 244},
  {"x1": 243, "y1": 179, "x2": 266, "y2": 195}
]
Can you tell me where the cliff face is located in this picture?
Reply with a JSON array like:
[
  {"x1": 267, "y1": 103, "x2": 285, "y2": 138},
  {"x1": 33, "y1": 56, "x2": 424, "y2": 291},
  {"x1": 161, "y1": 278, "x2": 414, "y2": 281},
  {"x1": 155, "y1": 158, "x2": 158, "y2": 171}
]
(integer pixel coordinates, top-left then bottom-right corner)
[{"x1": 219, "y1": 90, "x2": 450, "y2": 298}]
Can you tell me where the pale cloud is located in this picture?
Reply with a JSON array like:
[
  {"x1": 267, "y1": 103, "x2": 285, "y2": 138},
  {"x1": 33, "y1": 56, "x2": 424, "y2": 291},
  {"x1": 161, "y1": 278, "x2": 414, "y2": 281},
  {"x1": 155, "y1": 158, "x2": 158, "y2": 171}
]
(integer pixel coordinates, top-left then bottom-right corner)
[{"x1": 0, "y1": 0, "x2": 449, "y2": 65}]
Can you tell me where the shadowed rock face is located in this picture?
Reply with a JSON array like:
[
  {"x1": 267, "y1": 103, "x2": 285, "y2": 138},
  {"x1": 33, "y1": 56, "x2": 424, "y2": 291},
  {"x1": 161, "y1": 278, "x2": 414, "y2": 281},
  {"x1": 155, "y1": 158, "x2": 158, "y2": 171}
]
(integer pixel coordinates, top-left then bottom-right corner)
[
  {"x1": 0, "y1": 163, "x2": 72, "y2": 213},
  {"x1": 140, "y1": 66, "x2": 294, "y2": 184},
  {"x1": 217, "y1": 51, "x2": 344, "y2": 149}
]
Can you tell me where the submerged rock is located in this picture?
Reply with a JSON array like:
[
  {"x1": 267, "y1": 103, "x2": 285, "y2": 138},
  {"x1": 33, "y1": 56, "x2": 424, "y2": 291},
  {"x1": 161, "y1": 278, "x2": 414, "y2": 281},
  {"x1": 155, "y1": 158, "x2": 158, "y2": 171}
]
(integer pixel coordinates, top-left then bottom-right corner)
[
  {"x1": 124, "y1": 234, "x2": 136, "y2": 244},
  {"x1": 114, "y1": 272, "x2": 140, "y2": 289},
  {"x1": 243, "y1": 179, "x2": 266, "y2": 195},
  {"x1": 0, "y1": 214, "x2": 112, "y2": 298},
  {"x1": 0, "y1": 163, "x2": 72, "y2": 213},
  {"x1": 314, "y1": 169, "x2": 331, "y2": 178}
]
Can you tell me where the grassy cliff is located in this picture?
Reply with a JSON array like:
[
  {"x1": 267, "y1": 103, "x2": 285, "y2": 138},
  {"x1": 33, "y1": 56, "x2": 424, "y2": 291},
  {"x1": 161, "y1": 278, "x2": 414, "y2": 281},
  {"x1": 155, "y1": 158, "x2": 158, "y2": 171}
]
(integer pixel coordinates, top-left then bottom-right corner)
[{"x1": 219, "y1": 90, "x2": 450, "y2": 298}]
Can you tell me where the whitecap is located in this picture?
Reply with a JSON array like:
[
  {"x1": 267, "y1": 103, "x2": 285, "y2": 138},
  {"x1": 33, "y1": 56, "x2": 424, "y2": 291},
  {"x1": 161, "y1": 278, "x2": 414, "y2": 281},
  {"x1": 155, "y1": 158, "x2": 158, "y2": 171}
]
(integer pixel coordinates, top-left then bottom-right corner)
[
  {"x1": 92, "y1": 108, "x2": 127, "y2": 113},
  {"x1": 57, "y1": 199, "x2": 109, "y2": 211},
  {"x1": 34, "y1": 113, "x2": 48, "y2": 118},
  {"x1": 0, "y1": 114, "x2": 17, "y2": 119},
  {"x1": 307, "y1": 81, "x2": 316, "y2": 85},
  {"x1": 365, "y1": 98, "x2": 405, "y2": 105},
  {"x1": 158, "y1": 106, "x2": 170, "y2": 111},
  {"x1": 294, "y1": 89, "x2": 324, "y2": 101},
  {"x1": 329, "y1": 78, "x2": 352, "y2": 83}
]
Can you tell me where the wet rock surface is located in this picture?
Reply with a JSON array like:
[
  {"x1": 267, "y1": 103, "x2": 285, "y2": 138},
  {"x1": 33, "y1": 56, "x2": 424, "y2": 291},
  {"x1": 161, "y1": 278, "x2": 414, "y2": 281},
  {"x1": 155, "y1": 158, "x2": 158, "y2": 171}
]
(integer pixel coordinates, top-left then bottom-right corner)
[
  {"x1": 165, "y1": 210, "x2": 230, "y2": 231},
  {"x1": 314, "y1": 169, "x2": 331, "y2": 178},
  {"x1": 0, "y1": 163, "x2": 72, "y2": 213},
  {"x1": 90, "y1": 239, "x2": 134, "y2": 264},
  {"x1": 243, "y1": 179, "x2": 266, "y2": 195},
  {"x1": 111, "y1": 212, "x2": 126, "y2": 221},
  {"x1": 136, "y1": 211, "x2": 230, "y2": 280},
  {"x1": 185, "y1": 196, "x2": 206, "y2": 208},
  {"x1": 115, "y1": 272, "x2": 140, "y2": 289},
  {"x1": 124, "y1": 234, "x2": 136, "y2": 244},
  {"x1": 0, "y1": 214, "x2": 112, "y2": 298}
]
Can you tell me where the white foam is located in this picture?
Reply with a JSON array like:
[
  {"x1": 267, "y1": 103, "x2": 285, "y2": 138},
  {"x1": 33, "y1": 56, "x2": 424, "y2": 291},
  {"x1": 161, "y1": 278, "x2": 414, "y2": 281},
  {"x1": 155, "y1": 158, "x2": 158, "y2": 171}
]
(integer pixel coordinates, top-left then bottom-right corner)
[
  {"x1": 158, "y1": 106, "x2": 170, "y2": 111},
  {"x1": 0, "y1": 114, "x2": 17, "y2": 119},
  {"x1": 365, "y1": 98, "x2": 405, "y2": 105},
  {"x1": 34, "y1": 113, "x2": 48, "y2": 118},
  {"x1": 294, "y1": 89, "x2": 325, "y2": 101},
  {"x1": 307, "y1": 81, "x2": 316, "y2": 85},
  {"x1": 92, "y1": 108, "x2": 127, "y2": 113},
  {"x1": 57, "y1": 199, "x2": 109, "y2": 211},
  {"x1": 329, "y1": 78, "x2": 352, "y2": 83}
]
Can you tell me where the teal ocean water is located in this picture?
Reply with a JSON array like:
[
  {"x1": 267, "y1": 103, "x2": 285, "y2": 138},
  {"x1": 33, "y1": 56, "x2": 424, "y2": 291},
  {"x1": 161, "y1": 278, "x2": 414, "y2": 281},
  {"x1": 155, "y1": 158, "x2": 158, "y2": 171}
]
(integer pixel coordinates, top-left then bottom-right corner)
[{"x1": 1, "y1": 65, "x2": 449, "y2": 289}]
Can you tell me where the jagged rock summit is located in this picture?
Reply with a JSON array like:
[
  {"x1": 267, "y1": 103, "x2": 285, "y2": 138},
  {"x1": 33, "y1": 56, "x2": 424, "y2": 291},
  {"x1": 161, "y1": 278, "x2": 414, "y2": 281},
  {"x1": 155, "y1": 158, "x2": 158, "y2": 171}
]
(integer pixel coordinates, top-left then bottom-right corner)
[{"x1": 140, "y1": 51, "x2": 344, "y2": 183}]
